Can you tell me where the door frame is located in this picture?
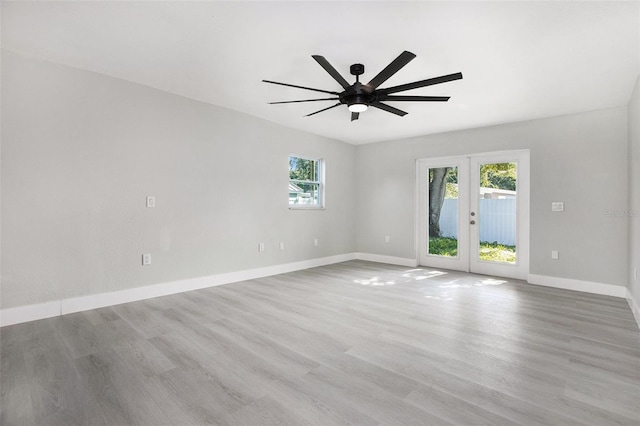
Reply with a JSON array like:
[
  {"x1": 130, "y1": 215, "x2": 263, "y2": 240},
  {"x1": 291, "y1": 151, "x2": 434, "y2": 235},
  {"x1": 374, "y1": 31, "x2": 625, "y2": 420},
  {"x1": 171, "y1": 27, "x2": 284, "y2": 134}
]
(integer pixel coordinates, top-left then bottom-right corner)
[
  {"x1": 415, "y1": 149, "x2": 530, "y2": 280},
  {"x1": 416, "y1": 156, "x2": 470, "y2": 272}
]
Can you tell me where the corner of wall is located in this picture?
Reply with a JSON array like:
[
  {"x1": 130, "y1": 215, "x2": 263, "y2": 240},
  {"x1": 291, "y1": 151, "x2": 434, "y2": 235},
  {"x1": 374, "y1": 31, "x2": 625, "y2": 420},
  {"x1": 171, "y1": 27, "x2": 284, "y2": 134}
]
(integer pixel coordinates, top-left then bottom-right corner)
[
  {"x1": 627, "y1": 289, "x2": 640, "y2": 330},
  {"x1": 628, "y1": 72, "x2": 640, "y2": 330}
]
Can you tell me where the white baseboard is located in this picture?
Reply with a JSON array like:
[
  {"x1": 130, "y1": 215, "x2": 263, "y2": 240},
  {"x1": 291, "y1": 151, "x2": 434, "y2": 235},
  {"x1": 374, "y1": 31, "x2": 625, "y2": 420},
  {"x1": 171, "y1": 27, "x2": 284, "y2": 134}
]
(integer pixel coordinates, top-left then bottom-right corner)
[
  {"x1": 527, "y1": 274, "x2": 627, "y2": 298},
  {"x1": 626, "y1": 291, "x2": 640, "y2": 330},
  {"x1": 1, "y1": 253, "x2": 356, "y2": 327},
  {"x1": 0, "y1": 301, "x2": 61, "y2": 327},
  {"x1": 354, "y1": 253, "x2": 419, "y2": 267},
  {"x1": 12, "y1": 255, "x2": 630, "y2": 328}
]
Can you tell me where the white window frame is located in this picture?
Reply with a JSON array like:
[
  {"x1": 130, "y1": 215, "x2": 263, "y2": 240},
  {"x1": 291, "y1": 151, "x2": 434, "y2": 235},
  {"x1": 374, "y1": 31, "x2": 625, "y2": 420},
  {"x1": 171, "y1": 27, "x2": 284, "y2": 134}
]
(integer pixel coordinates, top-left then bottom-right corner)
[{"x1": 288, "y1": 155, "x2": 324, "y2": 209}]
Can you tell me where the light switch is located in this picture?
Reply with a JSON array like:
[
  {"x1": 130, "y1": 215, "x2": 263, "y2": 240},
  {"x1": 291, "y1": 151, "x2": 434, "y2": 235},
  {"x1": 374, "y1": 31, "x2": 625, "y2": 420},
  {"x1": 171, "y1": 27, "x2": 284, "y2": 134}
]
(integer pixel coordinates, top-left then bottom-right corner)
[
  {"x1": 551, "y1": 202, "x2": 564, "y2": 212},
  {"x1": 146, "y1": 196, "x2": 156, "y2": 208},
  {"x1": 551, "y1": 250, "x2": 559, "y2": 259}
]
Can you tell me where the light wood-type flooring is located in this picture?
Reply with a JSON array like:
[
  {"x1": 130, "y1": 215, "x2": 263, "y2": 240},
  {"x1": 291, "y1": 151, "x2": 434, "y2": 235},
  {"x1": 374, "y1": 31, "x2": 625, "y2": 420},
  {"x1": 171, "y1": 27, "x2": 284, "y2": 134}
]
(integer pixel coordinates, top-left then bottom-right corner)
[{"x1": 2, "y1": 260, "x2": 639, "y2": 425}]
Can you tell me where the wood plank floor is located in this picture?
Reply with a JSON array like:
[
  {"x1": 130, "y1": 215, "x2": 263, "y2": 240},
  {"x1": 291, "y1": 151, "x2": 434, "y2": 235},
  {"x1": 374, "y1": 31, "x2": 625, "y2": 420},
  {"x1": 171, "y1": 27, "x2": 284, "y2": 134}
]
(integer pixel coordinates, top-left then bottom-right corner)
[{"x1": 2, "y1": 260, "x2": 639, "y2": 425}]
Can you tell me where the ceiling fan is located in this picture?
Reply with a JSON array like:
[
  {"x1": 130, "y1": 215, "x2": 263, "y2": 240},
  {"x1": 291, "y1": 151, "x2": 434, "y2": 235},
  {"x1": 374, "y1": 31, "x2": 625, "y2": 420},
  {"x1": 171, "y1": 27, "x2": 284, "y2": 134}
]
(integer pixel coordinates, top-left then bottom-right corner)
[{"x1": 263, "y1": 51, "x2": 462, "y2": 121}]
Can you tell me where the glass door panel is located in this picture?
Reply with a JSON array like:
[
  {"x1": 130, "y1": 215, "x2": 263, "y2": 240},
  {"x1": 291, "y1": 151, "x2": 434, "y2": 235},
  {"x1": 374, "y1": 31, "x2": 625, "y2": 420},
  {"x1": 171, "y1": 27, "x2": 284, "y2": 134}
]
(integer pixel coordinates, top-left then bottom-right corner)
[
  {"x1": 428, "y1": 166, "x2": 459, "y2": 257},
  {"x1": 418, "y1": 157, "x2": 469, "y2": 271},
  {"x1": 477, "y1": 162, "x2": 517, "y2": 264},
  {"x1": 469, "y1": 152, "x2": 529, "y2": 280}
]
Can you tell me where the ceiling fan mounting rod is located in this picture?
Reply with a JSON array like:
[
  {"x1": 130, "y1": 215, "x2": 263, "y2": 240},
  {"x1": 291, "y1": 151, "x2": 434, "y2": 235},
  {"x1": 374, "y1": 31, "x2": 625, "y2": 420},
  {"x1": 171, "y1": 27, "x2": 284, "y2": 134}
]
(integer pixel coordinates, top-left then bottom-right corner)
[{"x1": 350, "y1": 63, "x2": 365, "y2": 83}]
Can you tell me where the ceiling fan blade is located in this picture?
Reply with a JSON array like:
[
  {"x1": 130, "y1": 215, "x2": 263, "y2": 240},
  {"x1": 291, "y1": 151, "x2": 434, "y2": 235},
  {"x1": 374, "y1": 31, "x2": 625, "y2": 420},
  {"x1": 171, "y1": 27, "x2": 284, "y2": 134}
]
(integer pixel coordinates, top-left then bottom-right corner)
[
  {"x1": 312, "y1": 55, "x2": 351, "y2": 90},
  {"x1": 262, "y1": 80, "x2": 340, "y2": 96},
  {"x1": 378, "y1": 72, "x2": 463, "y2": 95},
  {"x1": 366, "y1": 51, "x2": 416, "y2": 90},
  {"x1": 305, "y1": 103, "x2": 342, "y2": 117},
  {"x1": 370, "y1": 102, "x2": 408, "y2": 117},
  {"x1": 269, "y1": 97, "x2": 339, "y2": 104},
  {"x1": 378, "y1": 95, "x2": 450, "y2": 102},
  {"x1": 351, "y1": 112, "x2": 360, "y2": 122}
]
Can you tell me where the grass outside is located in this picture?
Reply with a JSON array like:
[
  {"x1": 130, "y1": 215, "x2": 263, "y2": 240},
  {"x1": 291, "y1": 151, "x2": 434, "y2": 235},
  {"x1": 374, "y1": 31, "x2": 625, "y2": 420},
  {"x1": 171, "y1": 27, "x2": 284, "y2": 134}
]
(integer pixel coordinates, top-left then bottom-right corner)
[{"x1": 429, "y1": 237, "x2": 516, "y2": 263}]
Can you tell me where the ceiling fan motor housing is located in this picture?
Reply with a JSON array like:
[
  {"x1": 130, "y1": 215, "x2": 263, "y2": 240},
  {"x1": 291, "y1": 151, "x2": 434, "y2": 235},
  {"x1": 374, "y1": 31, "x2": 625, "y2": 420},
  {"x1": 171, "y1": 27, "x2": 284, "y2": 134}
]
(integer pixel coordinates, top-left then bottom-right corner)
[{"x1": 340, "y1": 81, "x2": 375, "y2": 108}]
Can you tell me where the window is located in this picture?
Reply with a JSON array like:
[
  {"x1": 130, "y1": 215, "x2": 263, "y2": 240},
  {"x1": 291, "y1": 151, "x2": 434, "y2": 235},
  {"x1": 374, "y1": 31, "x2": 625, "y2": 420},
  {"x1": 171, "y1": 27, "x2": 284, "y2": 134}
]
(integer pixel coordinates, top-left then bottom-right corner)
[{"x1": 289, "y1": 155, "x2": 324, "y2": 208}]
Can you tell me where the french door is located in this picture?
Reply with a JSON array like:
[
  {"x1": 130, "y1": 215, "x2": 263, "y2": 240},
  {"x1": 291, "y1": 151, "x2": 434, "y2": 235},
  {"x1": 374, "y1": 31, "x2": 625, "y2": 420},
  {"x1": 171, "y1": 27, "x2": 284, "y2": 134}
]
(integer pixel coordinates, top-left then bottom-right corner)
[{"x1": 417, "y1": 150, "x2": 529, "y2": 280}]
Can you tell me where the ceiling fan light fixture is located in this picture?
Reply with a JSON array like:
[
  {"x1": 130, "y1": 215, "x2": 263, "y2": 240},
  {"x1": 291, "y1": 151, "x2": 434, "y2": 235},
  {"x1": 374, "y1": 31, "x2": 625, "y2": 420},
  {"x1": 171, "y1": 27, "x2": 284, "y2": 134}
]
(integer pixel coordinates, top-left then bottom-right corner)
[{"x1": 348, "y1": 103, "x2": 368, "y2": 113}]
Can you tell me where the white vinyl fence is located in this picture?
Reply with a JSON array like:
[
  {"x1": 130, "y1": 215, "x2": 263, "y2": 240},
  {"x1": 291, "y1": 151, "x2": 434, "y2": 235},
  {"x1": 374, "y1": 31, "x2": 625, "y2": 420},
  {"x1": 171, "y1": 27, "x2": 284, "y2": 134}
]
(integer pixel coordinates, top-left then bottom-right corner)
[{"x1": 439, "y1": 199, "x2": 516, "y2": 246}]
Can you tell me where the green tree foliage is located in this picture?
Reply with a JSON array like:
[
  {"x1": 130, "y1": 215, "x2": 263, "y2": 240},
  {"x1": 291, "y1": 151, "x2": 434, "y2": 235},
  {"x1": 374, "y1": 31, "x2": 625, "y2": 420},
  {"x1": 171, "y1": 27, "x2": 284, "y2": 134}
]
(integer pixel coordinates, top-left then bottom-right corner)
[
  {"x1": 480, "y1": 162, "x2": 516, "y2": 190},
  {"x1": 289, "y1": 157, "x2": 318, "y2": 181},
  {"x1": 445, "y1": 167, "x2": 458, "y2": 198},
  {"x1": 445, "y1": 183, "x2": 458, "y2": 199}
]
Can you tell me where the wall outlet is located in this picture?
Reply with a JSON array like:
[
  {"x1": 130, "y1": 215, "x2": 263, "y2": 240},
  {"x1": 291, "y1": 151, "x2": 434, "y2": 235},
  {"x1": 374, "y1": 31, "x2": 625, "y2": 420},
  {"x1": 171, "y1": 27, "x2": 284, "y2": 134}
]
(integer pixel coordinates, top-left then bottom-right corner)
[
  {"x1": 313, "y1": 238, "x2": 318, "y2": 247},
  {"x1": 146, "y1": 196, "x2": 156, "y2": 208},
  {"x1": 258, "y1": 243, "x2": 265, "y2": 252},
  {"x1": 551, "y1": 250, "x2": 559, "y2": 260},
  {"x1": 142, "y1": 253, "x2": 152, "y2": 265},
  {"x1": 551, "y1": 202, "x2": 564, "y2": 212},
  {"x1": 279, "y1": 242, "x2": 285, "y2": 251},
  {"x1": 385, "y1": 236, "x2": 390, "y2": 243}
]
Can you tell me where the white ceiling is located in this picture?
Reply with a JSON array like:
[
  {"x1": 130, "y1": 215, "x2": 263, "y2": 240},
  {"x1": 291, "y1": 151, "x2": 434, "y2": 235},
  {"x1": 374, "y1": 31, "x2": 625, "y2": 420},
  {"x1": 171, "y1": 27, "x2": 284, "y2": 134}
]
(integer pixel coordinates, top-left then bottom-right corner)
[{"x1": 2, "y1": 1, "x2": 639, "y2": 145}]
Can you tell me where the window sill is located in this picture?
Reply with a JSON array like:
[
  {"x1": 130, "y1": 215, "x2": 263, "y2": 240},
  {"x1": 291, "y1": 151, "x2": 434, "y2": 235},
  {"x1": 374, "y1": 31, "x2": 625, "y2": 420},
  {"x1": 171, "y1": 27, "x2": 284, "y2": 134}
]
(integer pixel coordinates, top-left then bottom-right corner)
[{"x1": 288, "y1": 206, "x2": 325, "y2": 210}]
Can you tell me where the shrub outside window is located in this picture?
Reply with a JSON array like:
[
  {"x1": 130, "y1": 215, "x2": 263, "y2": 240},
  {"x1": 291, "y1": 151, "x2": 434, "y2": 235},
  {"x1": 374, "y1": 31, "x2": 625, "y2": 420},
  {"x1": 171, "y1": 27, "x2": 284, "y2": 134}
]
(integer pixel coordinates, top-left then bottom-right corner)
[{"x1": 289, "y1": 156, "x2": 324, "y2": 208}]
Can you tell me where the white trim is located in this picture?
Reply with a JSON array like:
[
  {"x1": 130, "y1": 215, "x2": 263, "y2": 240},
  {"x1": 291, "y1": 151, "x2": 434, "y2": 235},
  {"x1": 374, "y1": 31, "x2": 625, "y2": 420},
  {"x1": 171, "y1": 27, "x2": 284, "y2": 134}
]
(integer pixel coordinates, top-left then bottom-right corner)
[
  {"x1": 528, "y1": 274, "x2": 627, "y2": 298},
  {"x1": 0, "y1": 253, "x2": 356, "y2": 327},
  {"x1": 288, "y1": 155, "x2": 324, "y2": 209},
  {"x1": 626, "y1": 290, "x2": 640, "y2": 330},
  {"x1": 0, "y1": 301, "x2": 61, "y2": 327},
  {"x1": 2, "y1": 257, "x2": 633, "y2": 327},
  {"x1": 288, "y1": 207, "x2": 326, "y2": 210},
  {"x1": 416, "y1": 156, "x2": 470, "y2": 272},
  {"x1": 354, "y1": 253, "x2": 419, "y2": 267},
  {"x1": 469, "y1": 151, "x2": 530, "y2": 280},
  {"x1": 414, "y1": 161, "x2": 421, "y2": 264}
]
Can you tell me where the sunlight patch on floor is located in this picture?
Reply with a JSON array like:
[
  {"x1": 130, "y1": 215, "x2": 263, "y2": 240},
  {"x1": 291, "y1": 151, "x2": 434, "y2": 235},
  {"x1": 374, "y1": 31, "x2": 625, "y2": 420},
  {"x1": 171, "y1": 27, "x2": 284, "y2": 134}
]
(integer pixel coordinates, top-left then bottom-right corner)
[
  {"x1": 424, "y1": 293, "x2": 454, "y2": 302},
  {"x1": 438, "y1": 277, "x2": 508, "y2": 289},
  {"x1": 353, "y1": 276, "x2": 396, "y2": 286},
  {"x1": 402, "y1": 269, "x2": 448, "y2": 281}
]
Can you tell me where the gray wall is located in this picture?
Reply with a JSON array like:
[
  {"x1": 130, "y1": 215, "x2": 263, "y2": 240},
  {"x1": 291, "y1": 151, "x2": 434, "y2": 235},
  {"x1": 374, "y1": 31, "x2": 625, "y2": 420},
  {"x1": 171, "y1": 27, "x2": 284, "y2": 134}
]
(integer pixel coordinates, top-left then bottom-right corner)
[
  {"x1": 1, "y1": 51, "x2": 355, "y2": 309},
  {"x1": 629, "y1": 74, "x2": 640, "y2": 305},
  {"x1": 0, "y1": 49, "x2": 634, "y2": 311},
  {"x1": 355, "y1": 107, "x2": 629, "y2": 288}
]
